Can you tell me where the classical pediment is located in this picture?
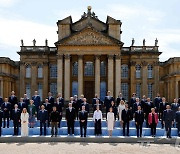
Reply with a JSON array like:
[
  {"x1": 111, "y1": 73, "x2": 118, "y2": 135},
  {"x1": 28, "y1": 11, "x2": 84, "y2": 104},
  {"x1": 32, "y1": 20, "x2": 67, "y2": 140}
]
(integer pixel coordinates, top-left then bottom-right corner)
[{"x1": 56, "y1": 27, "x2": 122, "y2": 46}]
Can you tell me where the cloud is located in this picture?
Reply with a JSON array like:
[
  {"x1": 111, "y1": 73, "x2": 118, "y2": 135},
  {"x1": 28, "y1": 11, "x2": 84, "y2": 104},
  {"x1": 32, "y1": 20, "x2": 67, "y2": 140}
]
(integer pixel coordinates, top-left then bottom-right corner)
[{"x1": 0, "y1": 0, "x2": 19, "y2": 7}]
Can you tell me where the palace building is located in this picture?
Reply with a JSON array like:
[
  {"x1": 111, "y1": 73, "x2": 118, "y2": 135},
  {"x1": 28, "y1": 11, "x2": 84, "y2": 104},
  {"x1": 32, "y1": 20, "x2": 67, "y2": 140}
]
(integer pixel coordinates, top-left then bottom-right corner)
[{"x1": 0, "y1": 6, "x2": 180, "y2": 102}]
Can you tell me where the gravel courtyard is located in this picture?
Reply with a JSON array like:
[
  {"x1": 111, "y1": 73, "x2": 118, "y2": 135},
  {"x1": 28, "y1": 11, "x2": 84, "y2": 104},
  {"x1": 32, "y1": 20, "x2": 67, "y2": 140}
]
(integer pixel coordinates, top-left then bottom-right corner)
[{"x1": 0, "y1": 142, "x2": 179, "y2": 154}]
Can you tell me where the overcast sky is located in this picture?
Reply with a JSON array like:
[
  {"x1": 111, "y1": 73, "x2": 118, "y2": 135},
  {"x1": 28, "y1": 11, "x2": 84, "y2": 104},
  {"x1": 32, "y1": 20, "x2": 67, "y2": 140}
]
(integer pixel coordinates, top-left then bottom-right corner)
[{"x1": 0, "y1": 0, "x2": 179, "y2": 62}]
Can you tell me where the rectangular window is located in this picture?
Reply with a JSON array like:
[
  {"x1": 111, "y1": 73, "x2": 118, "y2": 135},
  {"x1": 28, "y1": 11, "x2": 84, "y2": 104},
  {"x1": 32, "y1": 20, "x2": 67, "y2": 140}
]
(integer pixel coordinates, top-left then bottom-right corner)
[
  {"x1": 50, "y1": 83, "x2": 57, "y2": 97},
  {"x1": 50, "y1": 64, "x2": 57, "y2": 78},
  {"x1": 38, "y1": 66, "x2": 43, "y2": 78},
  {"x1": 100, "y1": 81, "x2": 106, "y2": 101},
  {"x1": 136, "y1": 83, "x2": 141, "y2": 98},
  {"x1": 38, "y1": 83, "x2": 43, "y2": 101},
  {"x1": 72, "y1": 81, "x2": 78, "y2": 96},
  {"x1": 148, "y1": 83, "x2": 153, "y2": 99},
  {"x1": 121, "y1": 83, "x2": 129, "y2": 101},
  {"x1": 25, "y1": 83, "x2": 31, "y2": 98}
]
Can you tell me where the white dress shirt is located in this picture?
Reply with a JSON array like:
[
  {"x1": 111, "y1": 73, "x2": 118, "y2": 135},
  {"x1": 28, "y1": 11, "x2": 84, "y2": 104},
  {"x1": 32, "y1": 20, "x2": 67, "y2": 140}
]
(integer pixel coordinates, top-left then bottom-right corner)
[{"x1": 93, "y1": 110, "x2": 102, "y2": 121}]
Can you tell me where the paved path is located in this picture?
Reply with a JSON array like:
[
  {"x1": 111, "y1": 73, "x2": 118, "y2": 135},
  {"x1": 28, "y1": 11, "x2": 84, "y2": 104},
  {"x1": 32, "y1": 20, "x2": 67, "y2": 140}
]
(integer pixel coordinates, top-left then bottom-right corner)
[{"x1": 0, "y1": 142, "x2": 179, "y2": 154}]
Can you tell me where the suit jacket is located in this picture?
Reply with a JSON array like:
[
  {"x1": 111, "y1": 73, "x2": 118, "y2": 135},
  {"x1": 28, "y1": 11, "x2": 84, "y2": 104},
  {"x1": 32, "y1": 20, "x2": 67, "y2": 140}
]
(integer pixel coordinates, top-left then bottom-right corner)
[
  {"x1": 32, "y1": 95, "x2": 41, "y2": 108},
  {"x1": 141, "y1": 99, "x2": 147, "y2": 111},
  {"x1": 23, "y1": 98, "x2": 30, "y2": 106},
  {"x1": 50, "y1": 111, "x2": 60, "y2": 122},
  {"x1": 121, "y1": 109, "x2": 132, "y2": 122},
  {"x1": 18, "y1": 102, "x2": 27, "y2": 112},
  {"x1": 135, "y1": 110, "x2": 144, "y2": 124},
  {"x1": 38, "y1": 110, "x2": 48, "y2": 122},
  {"x1": 27, "y1": 104, "x2": 36, "y2": 115},
  {"x1": 144, "y1": 102, "x2": 154, "y2": 115},
  {"x1": 133, "y1": 102, "x2": 142, "y2": 113},
  {"x1": 176, "y1": 111, "x2": 180, "y2": 123},
  {"x1": 81, "y1": 103, "x2": 89, "y2": 113},
  {"x1": 8, "y1": 95, "x2": 18, "y2": 108},
  {"x1": 159, "y1": 102, "x2": 169, "y2": 113},
  {"x1": 77, "y1": 98, "x2": 84, "y2": 109},
  {"x1": 116, "y1": 97, "x2": 125, "y2": 106},
  {"x1": 171, "y1": 103, "x2": 179, "y2": 113},
  {"x1": 1, "y1": 102, "x2": 11, "y2": 115},
  {"x1": 53, "y1": 102, "x2": 62, "y2": 114},
  {"x1": 0, "y1": 97, "x2": 3, "y2": 107},
  {"x1": 43, "y1": 102, "x2": 52, "y2": 114},
  {"x1": 111, "y1": 105, "x2": 117, "y2": 116},
  {"x1": 148, "y1": 113, "x2": 158, "y2": 124},
  {"x1": 79, "y1": 110, "x2": 88, "y2": 124},
  {"x1": 11, "y1": 109, "x2": 21, "y2": 122},
  {"x1": 129, "y1": 97, "x2": 136, "y2": 108},
  {"x1": 66, "y1": 107, "x2": 76, "y2": 121},
  {"x1": 58, "y1": 97, "x2": 64, "y2": 107},
  {"x1": 92, "y1": 98, "x2": 102, "y2": 107},
  {"x1": 153, "y1": 97, "x2": 162, "y2": 110},
  {"x1": 47, "y1": 96, "x2": 54, "y2": 106},
  {"x1": 163, "y1": 109, "x2": 174, "y2": 123},
  {"x1": 104, "y1": 96, "x2": 114, "y2": 109}
]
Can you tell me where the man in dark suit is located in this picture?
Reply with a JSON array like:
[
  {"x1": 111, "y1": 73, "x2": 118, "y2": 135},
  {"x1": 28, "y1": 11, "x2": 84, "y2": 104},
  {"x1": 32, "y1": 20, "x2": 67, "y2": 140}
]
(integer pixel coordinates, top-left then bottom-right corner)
[
  {"x1": 135, "y1": 106, "x2": 144, "y2": 137},
  {"x1": 47, "y1": 92, "x2": 54, "y2": 107},
  {"x1": 133, "y1": 98, "x2": 142, "y2": 113},
  {"x1": 104, "y1": 91, "x2": 114, "y2": 119},
  {"x1": 23, "y1": 94, "x2": 30, "y2": 107},
  {"x1": 43, "y1": 99, "x2": 52, "y2": 127},
  {"x1": 32, "y1": 91, "x2": 41, "y2": 116},
  {"x1": 18, "y1": 98, "x2": 27, "y2": 113},
  {"x1": 66, "y1": 102, "x2": 76, "y2": 135},
  {"x1": 141, "y1": 95, "x2": 147, "y2": 111},
  {"x1": 1, "y1": 98, "x2": 11, "y2": 128},
  {"x1": 54, "y1": 98, "x2": 63, "y2": 128},
  {"x1": 38, "y1": 105, "x2": 48, "y2": 136},
  {"x1": 159, "y1": 97, "x2": 169, "y2": 128},
  {"x1": 129, "y1": 93, "x2": 136, "y2": 109},
  {"x1": 171, "y1": 98, "x2": 179, "y2": 127},
  {"x1": 144, "y1": 98, "x2": 154, "y2": 128},
  {"x1": 93, "y1": 99, "x2": 102, "y2": 112},
  {"x1": 77, "y1": 95, "x2": 84, "y2": 118},
  {"x1": 8, "y1": 91, "x2": 18, "y2": 109},
  {"x1": 81, "y1": 98, "x2": 89, "y2": 113},
  {"x1": 72, "y1": 95, "x2": 79, "y2": 120},
  {"x1": 116, "y1": 92, "x2": 125, "y2": 107},
  {"x1": 11, "y1": 104, "x2": 20, "y2": 135},
  {"x1": 121, "y1": 104, "x2": 132, "y2": 136},
  {"x1": 153, "y1": 93, "x2": 162, "y2": 115},
  {"x1": 57, "y1": 93, "x2": 64, "y2": 107},
  {"x1": 163, "y1": 105, "x2": 174, "y2": 138},
  {"x1": 50, "y1": 106, "x2": 59, "y2": 137},
  {"x1": 0, "y1": 108, "x2": 3, "y2": 136},
  {"x1": 0, "y1": 96, "x2": 3, "y2": 107},
  {"x1": 79, "y1": 105, "x2": 88, "y2": 137},
  {"x1": 92, "y1": 94, "x2": 102, "y2": 108},
  {"x1": 176, "y1": 107, "x2": 180, "y2": 137}
]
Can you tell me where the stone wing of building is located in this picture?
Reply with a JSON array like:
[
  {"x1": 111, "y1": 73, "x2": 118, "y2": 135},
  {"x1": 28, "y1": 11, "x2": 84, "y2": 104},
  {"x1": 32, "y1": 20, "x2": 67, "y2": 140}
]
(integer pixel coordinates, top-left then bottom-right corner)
[{"x1": 56, "y1": 26, "x2": 121, "y2": 46}]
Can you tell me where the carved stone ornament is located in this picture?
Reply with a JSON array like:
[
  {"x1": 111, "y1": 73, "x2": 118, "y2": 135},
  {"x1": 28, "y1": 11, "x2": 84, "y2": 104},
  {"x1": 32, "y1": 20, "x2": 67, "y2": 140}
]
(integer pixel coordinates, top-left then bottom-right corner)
[
  {"x1": 31, "y1": 61, "x2": 37, "y2": 66},
  {"x1": 130, "y1": 61, "x2": 136, "y2": 66},
  {"x1": 141, "y1": 61, "x2": 148, "y2": 66},
  {"x1": 62, "y1": 29, "x2": 117, "y2": 46}
]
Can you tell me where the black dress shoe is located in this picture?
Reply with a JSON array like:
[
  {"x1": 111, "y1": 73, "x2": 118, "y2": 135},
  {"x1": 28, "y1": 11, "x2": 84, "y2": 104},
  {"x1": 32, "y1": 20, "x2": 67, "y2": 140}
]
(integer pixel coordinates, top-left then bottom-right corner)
[{"x1": 51, "y1": 135, "x2": 54, "y2": 137}]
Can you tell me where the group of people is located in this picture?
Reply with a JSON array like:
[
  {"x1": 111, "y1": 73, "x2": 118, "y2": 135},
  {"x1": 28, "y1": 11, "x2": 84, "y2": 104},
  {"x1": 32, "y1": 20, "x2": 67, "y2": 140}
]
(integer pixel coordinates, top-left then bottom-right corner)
[{"x1": 0, "y1": 90, "x2": 180, "y2": 138}]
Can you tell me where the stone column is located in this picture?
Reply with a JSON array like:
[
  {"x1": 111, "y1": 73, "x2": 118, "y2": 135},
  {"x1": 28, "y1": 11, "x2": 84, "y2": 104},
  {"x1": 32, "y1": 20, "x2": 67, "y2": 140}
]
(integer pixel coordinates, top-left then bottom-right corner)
[
  {"x1": 154, "y1": 62, "x2": 160, "y2": 96},
  {"x1": 57, "y1": 54, "x2": 63, "y2": 95},
  {"x1": 64, "y1": 54, "x2": 70, "y2": 101},
  {"x1": 95, "y1": 55, "x2": 100, "y2": 97},
  {"x1": 0, "y1": 79, "x2": 3, "y2": 98},
  {"x1": 43, "y1": 62, "x2": 49, "y2": 99},
  {"x1": 31, "y1": 62, "x2": 37, "y2": 94},
  {"x1": 142, "y1": 61, "x2": 148, "y2": 97},
  {"x1": 19, "y1": 62, "x2": 25, "y2": 97},
  {"x1": 115, "y1": 54, "x2": 121, "y2": 98},
  {"x1": 130, "y1": 61, "x2": 136, "y2": 96},
  {"x1": 78, "y1": 55, "x2": 83, "y2": 98},
  {"x1": 175, "y1": 80, "x2": 179, "y2": 98},
  {"x1": 108, "y1": 54, "x2": 114, "y2": 96}
]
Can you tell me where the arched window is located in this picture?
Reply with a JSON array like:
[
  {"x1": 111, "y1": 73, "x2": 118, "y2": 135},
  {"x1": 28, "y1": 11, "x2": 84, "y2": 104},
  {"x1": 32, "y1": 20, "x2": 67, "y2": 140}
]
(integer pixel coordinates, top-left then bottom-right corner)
[
  {"x1": 84, "y1": 61, "x2": 94, "y2": 76},
  {"x1": 37, "y1": 65, "x2": 43, "y2": 78},
  {"x1": 121, "y1": 64, "x2": 128, "y2": 78},
  {"x1": 72, "y1": 81, "x2": 78, "y2": 96},
  {"x1": 50, "y1": 64, "x2": 57, "y2": 78},
  {"x1": 26, "y1": 64, "x2": 31, "y2": 78},
  {"x1": 72, "y1": 62, "x2": 78, "y2": 76},
  {"x1": 100, "y1": 61, "x2": 106, "y2": 76},
  {"x1": 147, "y1": 64, "x2": 153, "y2": 79},
  {"x1": 100, "y1": 81, "x2": 106, "y2": 101},
  {"x1": 135, "y1": 64, "x2": 141, "y2": 78}
]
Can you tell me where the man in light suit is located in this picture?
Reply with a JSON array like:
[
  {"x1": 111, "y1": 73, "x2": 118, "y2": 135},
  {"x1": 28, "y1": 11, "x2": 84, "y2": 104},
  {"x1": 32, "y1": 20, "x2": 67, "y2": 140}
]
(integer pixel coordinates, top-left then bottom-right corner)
[
  {"x1": 176, "y1": 107, "x2": 180, "y2": 137},
  {"x1": 163, "y1": 105, "x2": 174, "y2": 138}
]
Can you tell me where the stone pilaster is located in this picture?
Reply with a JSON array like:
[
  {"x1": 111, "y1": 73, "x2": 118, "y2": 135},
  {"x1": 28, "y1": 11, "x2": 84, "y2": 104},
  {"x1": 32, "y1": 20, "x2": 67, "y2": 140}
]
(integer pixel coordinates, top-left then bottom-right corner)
[
  {"x1": 64, "y1": 54, "x2": 70, "y2": 101},
  {"x1": 95, "y1": 55, "x2": 100, "y2": 97},
  {"x1": 154, "y1": 62, "x2": 159, "y2": 97},
  {"x1": 130, "y1": 61, "x2": 136, "y2": 96},
  {"x1": 57, "y1": 54, "x2": 63, "y2": 95},
  {"x1": 43, "y1": 62, "x2": 49, "y2": 99},
  {"x1": 19, "y1": 62, "x2": 25, "y2": 97},
  {"x1": 78, "y1": 55, "x2": 83, "y2": 98},
  {"x1": 0, "y1": 79, "x2": 3, "y2": 98},
  {"x1": 142, "y1": 61, "x2": 148, "y2": 97},
  {"x1": 108, "y1": 54, "x2": 114, "y2": 96},
  {"x1": 115, "y1": 54, "x2": 121, "y2": 98},
  {"x1": 175, "y1": 80, "x2": 179, "y2": 99},
  {"x1": 31, "y1": 62, "x2": 37, "y2": 94}
]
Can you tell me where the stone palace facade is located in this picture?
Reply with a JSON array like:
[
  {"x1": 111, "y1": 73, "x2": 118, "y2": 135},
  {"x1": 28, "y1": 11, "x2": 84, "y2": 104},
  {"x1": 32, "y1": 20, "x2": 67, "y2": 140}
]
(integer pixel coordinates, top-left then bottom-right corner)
[{"x1": 0, "y1": 7, "x2": 180, "y2": 102}]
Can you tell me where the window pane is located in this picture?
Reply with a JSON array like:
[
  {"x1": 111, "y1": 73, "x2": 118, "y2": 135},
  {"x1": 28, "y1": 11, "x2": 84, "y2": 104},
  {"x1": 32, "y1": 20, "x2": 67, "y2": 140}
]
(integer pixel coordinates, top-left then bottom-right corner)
[
  {"x1": 38, "y1": 65, "x2": 43, "y2": 78},
  {"x1": 38, "y1": 83, "x2": 42, "y2": 101},
  {"x1": 121, "y1": 64, "x2": 128, "y2": 78},
  {"x1": 148, "y1": 65, "x2": 153, "y2": 79},
  {"x1": 26, "y1": 83, "x2": 31, "y2": 98},
  {"x1": 135, "y1": 65, "x2": 141, "y2": 78},
  {"x1": 100, "y1": 61, "x2": 106, "y2": 76},
  {"x1": 72, "y1": 62, "x2": 78, "y2": 76},
  {"x1": 148, "y1": 84, "x2": 153, "y2": 99},
  {"x1": 136, "y1": 83, "x2": 141, "y2": 98},
  {"x1": 50, "y1": 64, "x2": 57, "y2": 78},
  {"x1": 50, "y1": 83, "x2": 57, "y2": 97},
  {"x1": 84, "y1": 61, "x2": 94, "y2": 76},
  {"x1": 72, "y1": 81, "x2": 78, "y2": 96},
  {"x1": 26, "y1": 65, "x2": 31, "y2": 78},
  {"x1": 100, "y1": 81, "x2": 106, "y2": 101},
  {"x1": 121, "y1": 83, "x2": 129, "y2": 101}
]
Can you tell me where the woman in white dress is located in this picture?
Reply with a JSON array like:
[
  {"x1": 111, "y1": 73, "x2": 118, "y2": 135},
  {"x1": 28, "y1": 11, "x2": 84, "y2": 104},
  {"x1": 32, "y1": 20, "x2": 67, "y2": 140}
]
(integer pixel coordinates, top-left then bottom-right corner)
[
  {"x1": 118, "y1": 100, "x2": 125, "y2": 126},
  {"x1": 107, "y1": 107, "x2": 114, "y2": 136},
  {"x1": 21, "y1": 108, "x2": 29, "y2": 137}
]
